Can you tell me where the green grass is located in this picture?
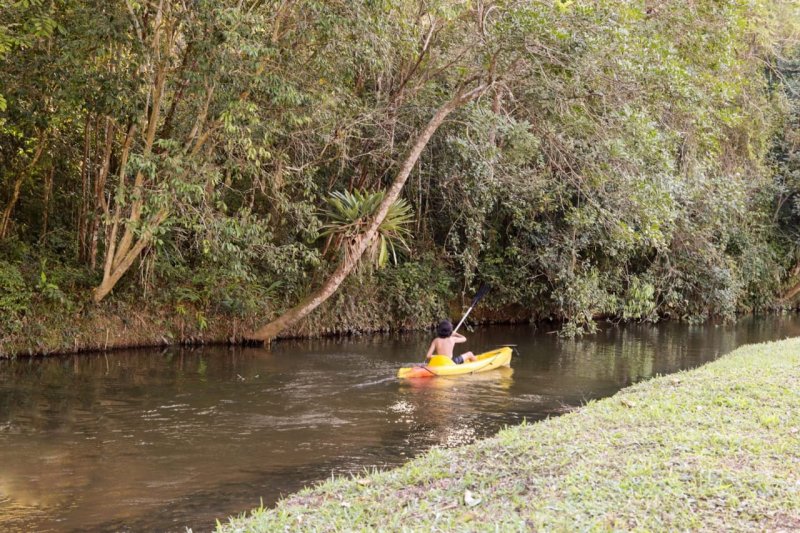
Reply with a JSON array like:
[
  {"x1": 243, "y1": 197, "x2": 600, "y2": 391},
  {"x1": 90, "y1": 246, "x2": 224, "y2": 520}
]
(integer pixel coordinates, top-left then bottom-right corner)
[{"x1": 218, "y1": 338, "x2": 800, "y2": 532}]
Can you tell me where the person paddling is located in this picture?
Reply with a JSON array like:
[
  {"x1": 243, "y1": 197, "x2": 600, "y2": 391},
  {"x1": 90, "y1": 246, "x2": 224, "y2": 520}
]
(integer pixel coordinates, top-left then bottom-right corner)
[{"x1": 425, "y1": 320, "x2": 477, "y2": 365}]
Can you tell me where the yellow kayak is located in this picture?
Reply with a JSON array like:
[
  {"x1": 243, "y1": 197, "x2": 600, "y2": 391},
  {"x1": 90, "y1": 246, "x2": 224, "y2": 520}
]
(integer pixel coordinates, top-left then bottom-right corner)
[{"x1": 397, "y1": 347, "x2": 513, "y2": 379}]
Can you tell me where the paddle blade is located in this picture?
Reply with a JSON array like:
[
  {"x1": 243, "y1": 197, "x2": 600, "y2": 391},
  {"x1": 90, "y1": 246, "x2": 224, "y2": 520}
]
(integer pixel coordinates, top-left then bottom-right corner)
[{"x1": 470, "y1": 284, "x2": 491, "y2": 307}]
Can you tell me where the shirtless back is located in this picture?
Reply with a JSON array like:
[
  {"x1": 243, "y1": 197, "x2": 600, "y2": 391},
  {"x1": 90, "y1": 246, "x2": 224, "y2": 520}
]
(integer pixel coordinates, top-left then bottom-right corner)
[
  {"x1": 430, "y1": 336, "x2": 458, "y2": 357},
  {"x1": 425, "y1": 331, "x2": 472, "y2": 360},
  {"x1": 426, "y1": 321, "x2": 477, "y2": 365}
]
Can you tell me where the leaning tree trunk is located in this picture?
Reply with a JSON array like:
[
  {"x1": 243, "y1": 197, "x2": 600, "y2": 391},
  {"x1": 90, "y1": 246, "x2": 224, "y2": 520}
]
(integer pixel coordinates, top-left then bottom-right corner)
[
  {"x1": 783, "y1": 280, "x2": 800, "y2": 302},
  {"x1": 784, "y1": 283, "x2": 800, "y2": 302},
  {"x1": 250, "y1": 82, "x2": 490, "y2": 343},
  {"x1": 781, "y1": 260, "x2": 800, "y2": 302}
]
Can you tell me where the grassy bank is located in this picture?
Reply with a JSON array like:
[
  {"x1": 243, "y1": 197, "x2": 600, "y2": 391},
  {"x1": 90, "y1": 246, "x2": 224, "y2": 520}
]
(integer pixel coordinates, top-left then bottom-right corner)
[{"x1": 219, "y1": 337, "x2": 800, "y2": 531}]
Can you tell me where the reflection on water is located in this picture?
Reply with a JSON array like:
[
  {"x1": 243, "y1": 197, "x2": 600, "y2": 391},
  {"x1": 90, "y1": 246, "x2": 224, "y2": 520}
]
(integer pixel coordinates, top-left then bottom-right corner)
[{"x1": 1, "y1": 315, "x2": 799, "y2": 531}]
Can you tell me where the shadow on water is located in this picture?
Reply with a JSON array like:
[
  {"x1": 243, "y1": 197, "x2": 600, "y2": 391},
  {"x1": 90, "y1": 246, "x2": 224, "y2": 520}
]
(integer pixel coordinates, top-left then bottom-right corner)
[{"x1": 1, "y1": 315, "x2": 799, "y2": 531}]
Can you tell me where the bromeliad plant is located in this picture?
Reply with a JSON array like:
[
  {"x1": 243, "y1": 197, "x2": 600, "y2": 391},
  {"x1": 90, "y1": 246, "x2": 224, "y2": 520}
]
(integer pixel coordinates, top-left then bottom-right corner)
[{"x1": 320, "y1": 189, "x2": 414, "y2": 269}]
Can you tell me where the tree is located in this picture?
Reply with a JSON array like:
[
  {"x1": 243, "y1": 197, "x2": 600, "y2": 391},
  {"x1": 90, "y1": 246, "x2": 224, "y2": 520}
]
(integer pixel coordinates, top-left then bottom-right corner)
[
  {"x1": 0, "y1": 0, "x2": 57, "y2": 240},
  {"x1": 2, "y1": 0, "x2": 800, "y2": 349},
  {"x1": 250, "y1": 81, "x2": 491, "y2": 341},
  {"x1": 247, "y1": 0, "x2": 512, "y2": 342}
]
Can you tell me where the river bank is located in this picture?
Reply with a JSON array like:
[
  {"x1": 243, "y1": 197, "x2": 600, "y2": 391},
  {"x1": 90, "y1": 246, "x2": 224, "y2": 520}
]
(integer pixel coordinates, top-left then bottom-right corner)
[
  {"x1": 2, "y1": 286, "x2": 795, "y2": 359},
  {"x1": 0, "y1": 289, "x2": 534, "y2": 358},
  {"x1": 219, "y1": 337, "x2": 800, "y2": 531}
]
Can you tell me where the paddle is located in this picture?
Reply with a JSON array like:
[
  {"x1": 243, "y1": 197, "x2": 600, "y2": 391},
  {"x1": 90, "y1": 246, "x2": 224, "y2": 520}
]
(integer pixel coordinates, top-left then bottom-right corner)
[{"x1": 453, "y1": 284, "x2": 491, "y2": 333}]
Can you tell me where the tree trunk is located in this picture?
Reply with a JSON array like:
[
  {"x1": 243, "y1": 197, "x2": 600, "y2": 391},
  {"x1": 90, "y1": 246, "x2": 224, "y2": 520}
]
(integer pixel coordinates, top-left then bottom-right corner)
[
  {"x1": 77, "y1": 114, "x2": 92, "y2": 259},
  {"x1": 90, "y1": 117, "x2": 116, "y2": 269},
  {"x1": 93, "y1": 13, "x2": 169, "y2": 303},
  {"x1": 0, "y1": 139, "x2": 46, "y2": 240},
  {"x1": 103, "y1": 123, "x2": 137, "y2": 284},
  {"x1": 40, "y1": 165, "x2": 54, "y2": 240},
  {"x1": 249, "y1": 82, "x2": 490, "y2": 343},
  {"x1": 93, "y1": 207, "x2": 169, "y2": 302},
  {"x1": 0, "y1": 176, "x2": 26, "y2": 240},
  {"x1": 781, "y1": 261, "x2": 800, "y2": 302},
  {"x1": 783, "y1": 281, "x2": 800, "y2": 302},
  {"x1": 93, "y1": 78, "x2": 216, "y2": 303}
]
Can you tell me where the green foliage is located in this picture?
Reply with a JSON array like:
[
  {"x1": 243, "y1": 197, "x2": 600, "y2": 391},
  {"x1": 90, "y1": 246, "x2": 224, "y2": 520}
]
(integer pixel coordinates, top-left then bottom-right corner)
[
  {"x1": 768, "y1": 48, "x2": 800, "y2": 299},
  {"x1": 0, "y1": 259, "x2": 31, "y2": 332},
  {"x1": 0, "y1": 0, "x2": 799, "y2": 346},
  {"x1": 155, "y1": 257, "x2": 282, "y2": 321},
  {"x1": 621, "y1": 276, "x2": 657, "y2": 322},
  {"x1": 553, "y1": 268, "x2": 613, "y2": 337},
  {"x1": 36, "y1": 265, "x2": 69, "y2": 307},
  {"x1": 377, "y1": 258, "x2": 453, "y2": 327},
  {"x1": 0, "y1": 0, "x2": 56, "y2": 109},
  {"x1": 423, "y1": 0, "x2": 799, "y2": 334},
  {"x1": 320, "y1": 189, "x2": 414, "y2": 269}
]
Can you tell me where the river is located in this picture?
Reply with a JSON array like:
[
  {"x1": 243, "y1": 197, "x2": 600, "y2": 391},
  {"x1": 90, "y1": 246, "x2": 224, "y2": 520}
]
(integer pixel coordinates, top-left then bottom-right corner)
[{"x1": 1, "y1": 316, "x2": 799, "y2": 531}]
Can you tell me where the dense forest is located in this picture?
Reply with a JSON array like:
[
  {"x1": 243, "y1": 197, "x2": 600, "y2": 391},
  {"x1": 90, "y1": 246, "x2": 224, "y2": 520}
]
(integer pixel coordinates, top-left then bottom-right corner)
[{"x1": 1, "y1": 0, "x2": 800, "y2": 353}]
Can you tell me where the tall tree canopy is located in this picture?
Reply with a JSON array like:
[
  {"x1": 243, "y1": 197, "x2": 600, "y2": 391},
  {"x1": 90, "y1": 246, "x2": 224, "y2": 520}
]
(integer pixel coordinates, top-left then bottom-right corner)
[{"x1": 1, "y1": 0, "x2": 799, "y2": 349}]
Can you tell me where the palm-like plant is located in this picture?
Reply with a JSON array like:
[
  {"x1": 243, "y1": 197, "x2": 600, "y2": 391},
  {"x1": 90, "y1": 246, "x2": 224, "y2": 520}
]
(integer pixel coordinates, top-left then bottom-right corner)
[{"x1": 320, "y1": 189, "x2": 414, "y2": 268}]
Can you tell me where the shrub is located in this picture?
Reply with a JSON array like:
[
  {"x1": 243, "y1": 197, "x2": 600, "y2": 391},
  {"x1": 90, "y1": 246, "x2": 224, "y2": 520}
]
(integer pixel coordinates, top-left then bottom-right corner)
[
  {"x1": 378, "y1": 258, "x2": 454, "y2": 328},
  {"x1": 0, "y1": 260, "x2": 32, "y2": 333}
]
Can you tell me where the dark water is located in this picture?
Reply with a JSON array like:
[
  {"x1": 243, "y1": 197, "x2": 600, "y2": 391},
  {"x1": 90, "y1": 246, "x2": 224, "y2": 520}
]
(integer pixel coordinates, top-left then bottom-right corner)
[{"x1": 1, "y1": 316, "x2": 799, "y2": 532}]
